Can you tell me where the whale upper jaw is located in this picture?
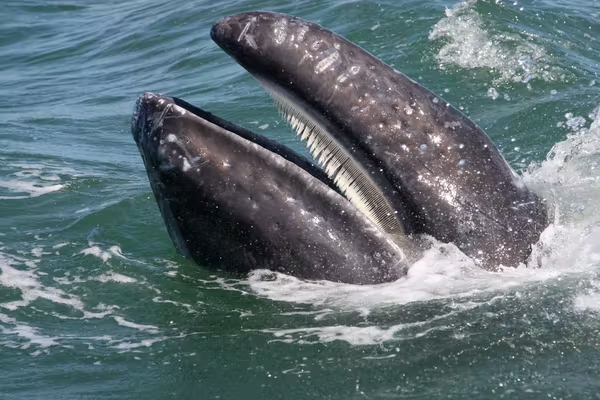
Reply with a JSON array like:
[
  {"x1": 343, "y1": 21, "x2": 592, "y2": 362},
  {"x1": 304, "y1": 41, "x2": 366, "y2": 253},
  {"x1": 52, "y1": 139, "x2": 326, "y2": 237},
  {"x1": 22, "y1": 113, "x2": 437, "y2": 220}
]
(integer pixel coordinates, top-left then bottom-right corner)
[{"x1": 210, "y1": 11, "x2": 548, "y2": 270}]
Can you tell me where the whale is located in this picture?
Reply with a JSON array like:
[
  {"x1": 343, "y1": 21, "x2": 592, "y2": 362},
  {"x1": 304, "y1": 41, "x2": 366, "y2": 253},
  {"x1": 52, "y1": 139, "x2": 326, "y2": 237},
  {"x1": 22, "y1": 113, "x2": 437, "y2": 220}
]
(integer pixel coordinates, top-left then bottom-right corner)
[
  {"x1": 132, "y1": 93, "x2": 415, "y2": 284},
  {"x1": 131, "y1": 12, "x2": 548, "y2": 283}
]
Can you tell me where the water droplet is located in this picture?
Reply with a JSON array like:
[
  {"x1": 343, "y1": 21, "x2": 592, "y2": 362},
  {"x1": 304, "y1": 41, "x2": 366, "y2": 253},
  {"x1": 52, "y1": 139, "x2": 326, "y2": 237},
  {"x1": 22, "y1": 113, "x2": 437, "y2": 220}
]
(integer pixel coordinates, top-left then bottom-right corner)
[{"x1": 487, "y1": 87, "x2": 499, "y2": 100}]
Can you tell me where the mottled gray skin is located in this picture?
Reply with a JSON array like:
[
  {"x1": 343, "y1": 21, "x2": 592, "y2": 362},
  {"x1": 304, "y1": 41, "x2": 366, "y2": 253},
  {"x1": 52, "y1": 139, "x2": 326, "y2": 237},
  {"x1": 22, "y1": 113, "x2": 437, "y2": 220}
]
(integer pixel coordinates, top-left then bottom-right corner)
[
  {"x1": 132, "y1": 92, "x2": 410, "y2": 284},
  {"x1": 211, "y1": 12, "x2": 548, "y2": 269}
]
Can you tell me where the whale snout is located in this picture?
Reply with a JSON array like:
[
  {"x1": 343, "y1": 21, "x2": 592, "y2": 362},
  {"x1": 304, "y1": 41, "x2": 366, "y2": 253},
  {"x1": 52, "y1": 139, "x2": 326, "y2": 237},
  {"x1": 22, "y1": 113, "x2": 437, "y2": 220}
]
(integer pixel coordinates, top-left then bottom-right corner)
[
  {"x1": 210, "y1": 16, "x2": 233, "y2": 44},
  {"x1": 131, "y1": 92, "x2": 170, "y2": 148},
  {"x1": 131, "y1": 93, "x2": 190, "y2": 174},
  {"x1": 210, "y1": 14, "x2": 251, "y2": 52},
  {"x1": 210, "y1": 11, "x2": 283, "y2": 56}
]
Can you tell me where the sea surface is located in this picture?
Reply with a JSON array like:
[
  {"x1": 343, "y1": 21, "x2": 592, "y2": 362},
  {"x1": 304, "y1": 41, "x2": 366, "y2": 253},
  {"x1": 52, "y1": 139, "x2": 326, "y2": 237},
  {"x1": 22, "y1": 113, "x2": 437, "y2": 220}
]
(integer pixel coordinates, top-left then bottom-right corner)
[{"x1": 1, "y1": 0, "x2": 600, "y2": 398}]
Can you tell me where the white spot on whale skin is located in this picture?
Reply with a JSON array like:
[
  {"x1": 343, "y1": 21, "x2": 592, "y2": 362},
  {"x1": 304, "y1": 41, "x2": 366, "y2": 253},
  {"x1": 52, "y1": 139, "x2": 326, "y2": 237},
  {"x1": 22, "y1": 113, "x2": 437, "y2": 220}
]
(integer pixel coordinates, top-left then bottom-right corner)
[
  {"x1": 273, "y1": 19, "x2": 288, "y2": 45},
  {"x1": 298, "y1": 53, "x2": 312, "y2": 66},
  {"x1": 182, "y1": 158, "x2": 191, "y2": 172},
  {"x1": 429, "y1": 134, "x2": 443, "y2": 145},
  {"x1": 315, "y1": 50, "x2": 340, "y2": 74},
  {"x1": 444, "y1": 121, "x2": 462, "y2": 130},
  {"x1": 311, "y1": 39, "x2": 323, "y2": 51},
  {"x1": 296, "y1": 24, "x2": 309, "y2": 42},
  {"x1": 166, "y1": 134, "x2": 177, "y2": 143},
  {"x1": 337, "y1": 73, "x2": 349, "y2": 83}
]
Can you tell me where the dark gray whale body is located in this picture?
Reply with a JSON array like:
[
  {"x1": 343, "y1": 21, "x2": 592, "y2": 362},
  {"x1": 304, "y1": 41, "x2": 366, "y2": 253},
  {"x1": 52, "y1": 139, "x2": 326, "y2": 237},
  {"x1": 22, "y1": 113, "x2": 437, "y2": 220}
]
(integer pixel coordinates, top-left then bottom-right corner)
[{"x1": 132, "y1": 12, "x2": 548, "y2": 283}]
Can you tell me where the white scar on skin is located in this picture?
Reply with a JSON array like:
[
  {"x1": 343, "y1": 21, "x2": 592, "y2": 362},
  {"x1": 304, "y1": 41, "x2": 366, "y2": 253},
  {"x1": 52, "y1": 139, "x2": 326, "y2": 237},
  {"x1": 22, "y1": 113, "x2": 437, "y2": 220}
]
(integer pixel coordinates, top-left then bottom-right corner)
[{"x1": 238, "y1": 22, "x2": 251, "y2": 42}]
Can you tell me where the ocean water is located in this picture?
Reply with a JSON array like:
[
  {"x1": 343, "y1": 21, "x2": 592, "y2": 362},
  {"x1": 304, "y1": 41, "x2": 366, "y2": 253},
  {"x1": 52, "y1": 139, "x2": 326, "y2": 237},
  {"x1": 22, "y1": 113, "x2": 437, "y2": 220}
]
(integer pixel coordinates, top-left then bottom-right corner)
[{"x1": 1, "y1": 0, "x2": 599, "y2": 398}]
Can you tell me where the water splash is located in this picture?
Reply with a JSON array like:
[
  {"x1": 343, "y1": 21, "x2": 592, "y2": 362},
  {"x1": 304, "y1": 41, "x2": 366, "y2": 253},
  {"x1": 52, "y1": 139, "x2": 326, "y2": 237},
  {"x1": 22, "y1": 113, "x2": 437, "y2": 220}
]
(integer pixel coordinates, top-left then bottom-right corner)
[
  {"x1": 428, "y1": 0, "x2": 565, "y2": 86},
  {"x1": 0, "y1": 162, "x2": 71, "y2": 200},
  {"x1": 0, "y1": 247, "x2": 191, "y2": 354}
]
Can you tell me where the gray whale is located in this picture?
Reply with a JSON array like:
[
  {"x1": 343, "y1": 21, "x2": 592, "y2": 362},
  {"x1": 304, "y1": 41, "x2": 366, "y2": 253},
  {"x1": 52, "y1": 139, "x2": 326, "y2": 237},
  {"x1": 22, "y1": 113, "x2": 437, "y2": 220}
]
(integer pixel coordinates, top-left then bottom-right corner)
[{"x1": 131, "y1": 12, "x2": 548, "y2": 283}]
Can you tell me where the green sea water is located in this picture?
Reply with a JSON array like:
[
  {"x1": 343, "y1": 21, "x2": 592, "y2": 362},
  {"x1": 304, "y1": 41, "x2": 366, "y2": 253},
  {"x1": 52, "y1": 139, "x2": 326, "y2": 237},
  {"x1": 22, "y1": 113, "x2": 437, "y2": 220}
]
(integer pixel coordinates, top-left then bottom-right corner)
[{"x1": 1, "y1": 0, "x2": 600, "y2": 398}]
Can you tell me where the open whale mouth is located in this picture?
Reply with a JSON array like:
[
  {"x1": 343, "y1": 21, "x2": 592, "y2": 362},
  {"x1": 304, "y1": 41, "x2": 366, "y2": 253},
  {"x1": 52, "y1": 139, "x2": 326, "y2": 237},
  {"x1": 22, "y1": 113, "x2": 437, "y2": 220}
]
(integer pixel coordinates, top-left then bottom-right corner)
[
  {"x1": 131, "y1": 91, "x2": 407, "y2": 235},
  {"x1": 132, "y1": 88, "x2": 411, "y2": 251},
  {"x1": 132, "y1": 92, "x2": 414, "y2": 284},
  {"x1": 131, "y1": 11, "x2": 548, "y2": 280}
]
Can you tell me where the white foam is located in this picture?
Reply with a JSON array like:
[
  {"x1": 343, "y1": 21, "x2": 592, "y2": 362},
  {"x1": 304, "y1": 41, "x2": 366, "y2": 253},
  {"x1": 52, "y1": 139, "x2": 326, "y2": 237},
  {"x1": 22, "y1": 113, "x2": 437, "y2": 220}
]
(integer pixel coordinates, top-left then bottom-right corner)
[
  {"x1": 0, "y1": 180, "x2": 64, "y2": 199},
  {"x1": 108, "y1": 246, "x2": 127, "y2": 259},
  {"x1": 113, "y1": 316, "x2": 159, "y2": 333},
  {"x1": 573, "y1": 280, "x2": 600, "y2": 314},
  {"x1": 31, "y1": 247, "x2": 50, "y2": 258},
  {"x1": 0, "y1": 321, "x2": 60, "y2": 350},
  {"x1": 0, "y1": 250, "x2": 171, "y2": 353},
  {"x1": 79, "y1": 246, "x2": 112, "y2": 262},
  {"x1": 0, "y1": 162, "x2": 75, "y2": 200},
  {"x1": 0, "y1": 253, "x2": 85, "y2": 311},
  {"x1": 428, "y1": 0, "x2": 565, "y2": 85},
  {"x1": 151, "y1": 297, "x2": 197, "y2": 313},
  {"x1": 95, "y1": 272, "x2": 137, "y2": 284},
  {"x1": 80, "y1": 304, "x2": 120, "y2": 320},
  {"x1": 262, "y1": 323, "x2": 453, "y2": 346},
  {"x1": 247, "y1": 244, "x2": 560, "y2": 311},
  {"x1": 112, "y1": 337, "x2": 168, "y2": 349}
]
